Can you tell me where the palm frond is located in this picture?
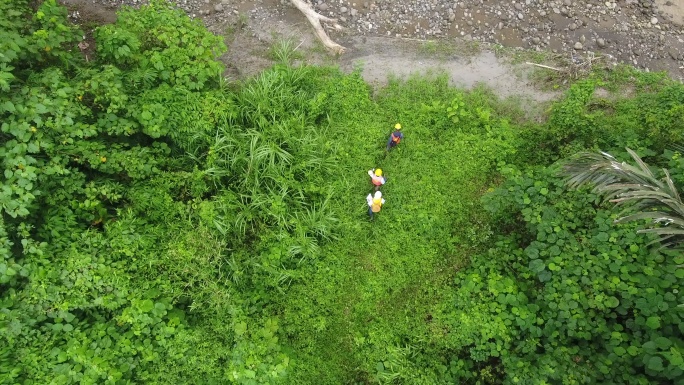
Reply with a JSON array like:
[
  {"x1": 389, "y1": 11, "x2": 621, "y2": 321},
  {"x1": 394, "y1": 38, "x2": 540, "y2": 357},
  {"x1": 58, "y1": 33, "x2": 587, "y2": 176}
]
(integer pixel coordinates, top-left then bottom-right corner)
[{"x1": 562, "y1": 147, "x2": 684, "y2": 249}]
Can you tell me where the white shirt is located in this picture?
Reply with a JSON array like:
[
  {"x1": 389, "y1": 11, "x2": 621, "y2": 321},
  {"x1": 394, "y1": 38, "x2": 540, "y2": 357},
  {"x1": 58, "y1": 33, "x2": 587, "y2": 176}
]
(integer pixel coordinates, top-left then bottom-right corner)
[
  {"x1": 366, "y1": 194, "x2": 385, "y2": 207},
  {"x1": 368, "y1": 169, "x2": 386, "y2": 185}
]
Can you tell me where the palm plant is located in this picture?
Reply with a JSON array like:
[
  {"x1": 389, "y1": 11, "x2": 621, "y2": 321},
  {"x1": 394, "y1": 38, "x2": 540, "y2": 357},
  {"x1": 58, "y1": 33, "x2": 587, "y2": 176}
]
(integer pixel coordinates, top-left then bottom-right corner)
[{"x1": 562, "y1": 148, "x2": 684, "y2": 249}]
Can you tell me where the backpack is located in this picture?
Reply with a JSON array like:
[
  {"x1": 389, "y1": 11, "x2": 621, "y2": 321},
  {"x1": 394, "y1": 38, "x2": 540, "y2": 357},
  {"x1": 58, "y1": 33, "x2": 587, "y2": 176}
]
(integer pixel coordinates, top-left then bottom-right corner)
[{"x1": 371, "y1": 198, "x2": 382, "y2": 212}]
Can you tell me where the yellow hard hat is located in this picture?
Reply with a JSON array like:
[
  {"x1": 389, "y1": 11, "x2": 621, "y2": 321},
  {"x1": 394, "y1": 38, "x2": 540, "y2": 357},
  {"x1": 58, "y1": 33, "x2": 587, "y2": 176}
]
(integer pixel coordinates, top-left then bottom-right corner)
[
  {"x1": 395, "y1": 123, "x2": 401, "y2": 129},
  {"x1": 375, "y1": 168, "x2": 383, "y2": 176}
]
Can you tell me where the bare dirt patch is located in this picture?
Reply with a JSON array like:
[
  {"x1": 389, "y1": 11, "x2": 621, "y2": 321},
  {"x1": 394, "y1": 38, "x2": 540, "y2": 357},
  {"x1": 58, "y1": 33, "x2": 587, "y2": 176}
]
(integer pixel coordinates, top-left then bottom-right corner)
[
  {"x1": 339, "y1": 36, "x2": 557, "y2": 103},
  {"x1": 56, "y1": 0, "x2": 682, "y2": 108},
  {"x1": 57, "y1": 0, "x2": 684, "y2": 82},
  {"x1": 58, "y1": 0, "x2": 559, "y2": 105}
]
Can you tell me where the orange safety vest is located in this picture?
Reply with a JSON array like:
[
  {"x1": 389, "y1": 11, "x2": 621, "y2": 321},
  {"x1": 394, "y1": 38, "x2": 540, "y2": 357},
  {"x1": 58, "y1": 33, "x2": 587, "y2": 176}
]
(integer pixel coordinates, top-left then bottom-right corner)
[
  {"x1": 391, "y1": 132, "x2": 402, "y2": 144},
  {"x1": 371, "y1": 198, "x2": 382, "y2": 212}
]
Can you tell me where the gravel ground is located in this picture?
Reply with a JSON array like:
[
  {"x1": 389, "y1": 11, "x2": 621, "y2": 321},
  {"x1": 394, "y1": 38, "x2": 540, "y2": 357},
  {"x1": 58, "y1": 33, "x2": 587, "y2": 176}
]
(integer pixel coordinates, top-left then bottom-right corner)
[{"x1": 62, "y1": 0, "x2": 684, "y2": 79}]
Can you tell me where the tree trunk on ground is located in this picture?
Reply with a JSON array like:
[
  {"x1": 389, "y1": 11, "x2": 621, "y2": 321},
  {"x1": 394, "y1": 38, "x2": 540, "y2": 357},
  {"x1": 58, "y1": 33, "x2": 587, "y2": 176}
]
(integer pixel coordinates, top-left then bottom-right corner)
[{"x1": 289, "y1": 0, "x2": 346, "y2": 55}]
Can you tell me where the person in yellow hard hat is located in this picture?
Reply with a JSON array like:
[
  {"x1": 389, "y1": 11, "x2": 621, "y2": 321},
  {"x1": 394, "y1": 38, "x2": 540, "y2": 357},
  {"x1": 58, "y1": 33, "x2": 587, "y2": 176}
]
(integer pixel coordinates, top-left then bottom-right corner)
[
  {"x1": 386, "y1": 123, "x2": 404, "y2": 151},
  {"x1": 368, "y1": 168, "x2": 386, "y2": 191},
  {"x1": 366, "y1": 191, "x2": 385, "y2": 220}
]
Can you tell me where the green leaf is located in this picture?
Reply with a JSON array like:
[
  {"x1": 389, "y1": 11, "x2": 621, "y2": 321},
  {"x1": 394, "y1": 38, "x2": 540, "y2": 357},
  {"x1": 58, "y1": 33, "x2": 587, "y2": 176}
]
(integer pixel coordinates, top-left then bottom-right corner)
[
  {"x1": 627, "y1": 346, "x2": 639, "y2": 356},
  {"x1": 643, "y1": 341, "x2": 657, "y2": 353},
  {"x1": 27, "y1": 142, "x2": 39, "y2": 153},
  {"x1": 529, "y1": 259, "x2": 545, "y2": 273},
  {"x1": 605, "y1": 296, "x2": 619, "y2": 308},
  {"x1": 647, "y1": 356, "x2": 664, "y2": 372},
  {"x1": 654, "y1": 337, "x2": 672, "y2": 349},
  {"x1": 63, "y1": 312, "x2": 75, "y2": 323},
  {"x1": 668, "y1": 347, "x2": 684, "y2": 366},
  {"x1": 646, "y1": 316, "x2": 661, "y2": 330},
  {"x1": 235, "y1": 321, "x2": 247, "y2": 336},
  {"x1": 2, "y1": 101, "x2": 15, "y2": 113},
  {"x1": 538, "y1": 270, "x2": 552, "y2": 282},
  {"x1": 140, "y1": 299, "x2": 154, "y2": 312}
]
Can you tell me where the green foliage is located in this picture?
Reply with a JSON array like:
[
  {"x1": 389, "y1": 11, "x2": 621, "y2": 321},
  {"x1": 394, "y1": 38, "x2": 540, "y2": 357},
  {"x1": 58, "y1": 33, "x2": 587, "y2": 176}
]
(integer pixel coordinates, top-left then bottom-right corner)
[
  {"x1": 520, "y1": 74, "x2": 684, "y2": 164},
  {"x1": 276, "y1": 74, "x2": 522, "y2": 384},
  {"x1": 452, "y1": 165, "x2": 684, "y2": 383},
  {"x1": 564, "y1": 148, "x2": 684, "y2": 250},
  {"x1": 269, "y1": 39, "x2": 304, "y2": 64},
  {"x1": 0, "y1": 0, "x2": 82, "y2": 74},
  {"x1": 95, "y1": 0, "x2": 226, "y2": 91},
  {"x1": 0, "y1": 1, "x2": 241, "y2": 383}
]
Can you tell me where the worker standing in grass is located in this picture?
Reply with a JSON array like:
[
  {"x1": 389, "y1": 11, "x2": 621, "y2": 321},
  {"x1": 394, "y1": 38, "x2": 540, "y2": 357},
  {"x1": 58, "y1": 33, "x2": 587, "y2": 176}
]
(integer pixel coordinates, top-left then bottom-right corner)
[
  {"x1": 368, "y1": 168, "x2": 386, "y2": 191},
  {"x1": 366, "y1": 191, "x2": 385, "y2": 220},
  {"x1": 386, "y1": 123, "x2": 404, "y2": 152}
]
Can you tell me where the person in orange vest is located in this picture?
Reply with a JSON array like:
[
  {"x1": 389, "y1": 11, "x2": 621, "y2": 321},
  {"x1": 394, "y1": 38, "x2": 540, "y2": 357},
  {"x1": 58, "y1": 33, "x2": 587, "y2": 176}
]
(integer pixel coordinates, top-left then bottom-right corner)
[
  {"x1": 368, "y1": 168, "x2": 386, "y2": 191},
  {"x1": 366, "y1": 191, "x2": 385, "y2": 220},
  {"x1": 386, "y1": 123, "x2": 404, "y2": 151}
]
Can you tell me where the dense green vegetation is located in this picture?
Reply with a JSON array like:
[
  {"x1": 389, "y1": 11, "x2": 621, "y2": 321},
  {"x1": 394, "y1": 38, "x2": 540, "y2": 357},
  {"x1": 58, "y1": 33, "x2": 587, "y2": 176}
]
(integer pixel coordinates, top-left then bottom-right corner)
[{"x1": 1, "y1": 0, "x2": 682, "y2": 384}]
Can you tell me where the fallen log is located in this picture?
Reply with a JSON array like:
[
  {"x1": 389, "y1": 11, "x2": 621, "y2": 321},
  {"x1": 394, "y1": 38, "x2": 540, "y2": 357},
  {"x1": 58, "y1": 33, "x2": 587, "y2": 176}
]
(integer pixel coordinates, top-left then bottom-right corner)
[{"x1": 289, "y1": 0, "x2": 346, "y2": 55}]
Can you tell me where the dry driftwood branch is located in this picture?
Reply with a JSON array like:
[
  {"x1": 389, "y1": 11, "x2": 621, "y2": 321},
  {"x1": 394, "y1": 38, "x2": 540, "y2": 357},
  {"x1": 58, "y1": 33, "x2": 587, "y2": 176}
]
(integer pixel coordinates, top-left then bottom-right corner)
[
  {"x1": 289, "y1": 0, "x2": 346, "y2": 55},
  {"x1": 525, "y1": 61, "x2": 562, "y2": 71}
]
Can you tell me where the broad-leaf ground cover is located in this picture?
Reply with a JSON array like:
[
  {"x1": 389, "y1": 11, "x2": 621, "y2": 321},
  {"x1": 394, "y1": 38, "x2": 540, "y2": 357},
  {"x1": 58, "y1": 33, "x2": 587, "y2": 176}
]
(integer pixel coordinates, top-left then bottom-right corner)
[{"x1": 0, "y1": 1, "x2": 682, "y2": 384}]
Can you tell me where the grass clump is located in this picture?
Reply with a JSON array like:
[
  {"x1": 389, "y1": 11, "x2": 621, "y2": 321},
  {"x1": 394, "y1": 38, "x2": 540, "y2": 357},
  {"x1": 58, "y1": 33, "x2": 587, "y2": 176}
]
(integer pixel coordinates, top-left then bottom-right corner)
[{"x1": 269, "y1": 38, "x2": 305, "y2": 64}]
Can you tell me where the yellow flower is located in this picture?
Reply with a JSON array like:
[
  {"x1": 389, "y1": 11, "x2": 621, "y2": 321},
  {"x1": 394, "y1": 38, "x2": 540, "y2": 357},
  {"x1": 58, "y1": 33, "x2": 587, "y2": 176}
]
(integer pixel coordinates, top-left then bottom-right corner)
[
  {"x1": 100, "y1": 156, "x2": 107, "y2": 163},
  {"x1": 30, "y1": 126, "x2": 37, "y2": 132},
  {"x1": 45, "y1": 46, "x2": 51, "y2": 52},
  {"x1": 78, "y1": 95, "x2": 83, "y2": 101}
]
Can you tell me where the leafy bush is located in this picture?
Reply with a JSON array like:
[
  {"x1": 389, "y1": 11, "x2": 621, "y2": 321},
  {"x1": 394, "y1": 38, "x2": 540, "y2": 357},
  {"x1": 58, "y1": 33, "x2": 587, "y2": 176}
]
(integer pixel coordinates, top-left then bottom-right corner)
[
  {"x1": 95, "y1": 0, "x2": 226, "y2": 91},
  {"x1": 520, "y1": 76, "x2": 684, "y2": 164},
  {"x1": 0, "y1": 1, "x2": 241, "y2": 383},
  {"x1": 448, "y1": 165, "x2": 684, "y2": 383}
]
